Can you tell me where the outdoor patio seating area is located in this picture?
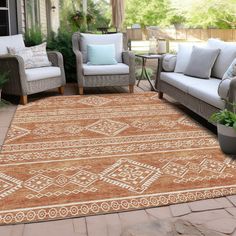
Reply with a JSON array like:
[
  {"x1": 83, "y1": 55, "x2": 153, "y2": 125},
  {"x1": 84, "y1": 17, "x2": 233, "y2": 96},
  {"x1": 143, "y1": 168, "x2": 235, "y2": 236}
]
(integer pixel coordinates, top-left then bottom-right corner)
[{"x1": 0, "y1": 0, "x2": 236, "y2": 235}]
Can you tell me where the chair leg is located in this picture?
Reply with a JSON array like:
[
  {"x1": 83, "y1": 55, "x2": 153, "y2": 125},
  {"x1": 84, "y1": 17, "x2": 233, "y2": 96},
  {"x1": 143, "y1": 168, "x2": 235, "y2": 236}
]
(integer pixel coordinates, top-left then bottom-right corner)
[
  {"x1": 58, "y1": 86, "x2": 64, "y2": 95},
  {"x1": 158, "y1": 92, "x2": 163, "y2": 99},
  {"x1": 20, "y1": 95, "x2": 28, "y2": 105},
  {"x1": 129, "y1": 85, "x2": 134, "y2": 93},
  {"x1": 78, "y1": 87, "x2": 84, "y2": 95}
]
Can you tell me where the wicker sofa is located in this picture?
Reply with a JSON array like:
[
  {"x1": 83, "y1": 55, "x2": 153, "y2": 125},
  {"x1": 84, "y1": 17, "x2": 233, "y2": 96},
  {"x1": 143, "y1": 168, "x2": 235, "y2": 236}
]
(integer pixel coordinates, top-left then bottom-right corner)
[
  {"x1": 72, "y1": 32, "x2": 136, "y2": 95},
  {"x1": 0, "y1": 34, "x2": 66, "y2": 105},
  {"x1": 156, "y1": 40, "x2": 236, "y2": 120}
]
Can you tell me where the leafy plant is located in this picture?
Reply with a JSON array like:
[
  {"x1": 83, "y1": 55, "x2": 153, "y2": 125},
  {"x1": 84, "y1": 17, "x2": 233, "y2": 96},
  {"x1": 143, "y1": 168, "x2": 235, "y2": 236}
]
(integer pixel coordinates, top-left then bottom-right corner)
[
  {"x1": 210, "y1": 103, "x2": 236, "y2": 131},
  {"x1": 47, "y1": 29, "x2": 76, "y2": 82},
  {"x1": 24, "y1": 27, "x2": 44, "y2": 47},
  {"x1": 0, "y1": 72, "x2": 9, "y2": 89}
]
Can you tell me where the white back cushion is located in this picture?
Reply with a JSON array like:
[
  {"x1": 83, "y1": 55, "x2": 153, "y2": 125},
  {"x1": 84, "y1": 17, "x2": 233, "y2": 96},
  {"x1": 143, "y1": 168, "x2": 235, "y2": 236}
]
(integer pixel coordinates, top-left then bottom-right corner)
[
  {"x1": 80, "y1": 33, "x2": 123, "y2": 63},
  {"x1": 0, "y1": 34, "x2": 25, "y2": 55},
  {"x1": 174, "y1": 44, "x2": 193, "y2": 73},
  {"x1": 207, "y1": 38, "x2": 236, "y2": 79}
]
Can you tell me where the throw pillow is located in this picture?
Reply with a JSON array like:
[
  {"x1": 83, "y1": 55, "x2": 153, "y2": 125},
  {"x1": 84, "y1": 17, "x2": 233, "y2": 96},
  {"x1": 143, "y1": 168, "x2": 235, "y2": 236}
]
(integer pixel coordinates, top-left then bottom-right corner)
[
  {"x1": 174, "y1": 44, "x2": 193, "y2": 73},
  {"x1": 184, "y1": 46, "x2": 220, "y2": 79},
  {"x1": 87, "y1": 44, "x2": 118, "y2": 65},
  {"x1": 207, "y1": 38, "x2": 236, "y2": 79},
  {"x1": 218, "y1": 58, "x2": 236, "y2": 100},
  {"x1": 8, "y1": 42, "x2": 51, "y2": 69},
  {"x1": 8, "y1": 47, "x2": 34, "y2": 68}
]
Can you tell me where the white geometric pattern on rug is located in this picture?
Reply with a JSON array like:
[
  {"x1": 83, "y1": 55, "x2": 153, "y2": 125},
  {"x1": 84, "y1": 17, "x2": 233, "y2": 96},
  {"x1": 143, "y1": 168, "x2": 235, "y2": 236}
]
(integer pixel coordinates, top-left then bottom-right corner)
[
  {"x1": 100, "y1": 158, "x2": 161, "y2": 193},
  {"x1": 0, "y1": 173, "x2": 22, "y2": 199},
  {"x1": 24, "y1": 171, "x2": 99, "y2": 193},
  {"x1": 5, "y1": 125, "x2": 30, "y2": 143},
  {"x1": 162, "y1": 162, "x2": 188, "y2": 178},
  {"x1": 24, "y1": 174, "x2": 54, "y2": 192},
  {"x1": 86, "y1": 119, "x2": 129, "y2": 136},
  {"x1": 79, "y1": 96, "x2": 111, "y2": 106}
]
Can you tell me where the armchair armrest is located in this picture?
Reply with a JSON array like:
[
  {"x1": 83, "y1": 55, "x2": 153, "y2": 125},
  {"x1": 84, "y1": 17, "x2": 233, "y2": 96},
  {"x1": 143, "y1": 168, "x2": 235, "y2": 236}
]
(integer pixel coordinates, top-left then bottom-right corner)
[
  {"x1": 122, "y1": 51, "x2": 136, "y2": 85},
  {"x1": 72, "y1": 49, "x2": 84, "y2": 87},
  {"x1": 47, "y1": 51, "x2": 66, "y2": 85},
  {"x1": 47, "y1": 51, "x2": 64, "y2": 68},
  {"x1": 0, "y1": 55, "x2": 28, "y2": 95}
]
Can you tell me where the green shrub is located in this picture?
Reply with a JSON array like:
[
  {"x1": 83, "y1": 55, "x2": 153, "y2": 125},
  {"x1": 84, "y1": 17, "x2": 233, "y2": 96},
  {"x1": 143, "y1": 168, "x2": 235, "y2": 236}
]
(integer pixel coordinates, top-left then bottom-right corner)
[
  {"x1": 24, "y1": 27, "x2": 44, "y2": 46},
  {"x1": 47, "y1": 29, "x2": 76, "y2": 82}
]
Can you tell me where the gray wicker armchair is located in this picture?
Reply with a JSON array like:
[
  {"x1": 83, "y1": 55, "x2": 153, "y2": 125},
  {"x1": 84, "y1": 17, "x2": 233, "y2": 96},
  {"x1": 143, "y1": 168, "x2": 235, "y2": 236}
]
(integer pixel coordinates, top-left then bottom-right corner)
[
  {"x1": 0, "y1": 35, "x2": 66, "y2": 105},
  {"x1": 72, "y1": 32, "x2": 135, "y2": 95}
]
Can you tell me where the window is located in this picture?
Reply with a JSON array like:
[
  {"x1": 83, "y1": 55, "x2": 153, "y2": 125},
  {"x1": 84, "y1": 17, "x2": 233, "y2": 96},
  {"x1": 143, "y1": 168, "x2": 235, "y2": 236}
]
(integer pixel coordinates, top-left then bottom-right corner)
[
  {"x1": 0, "y1": 0, "x2": 10, "y2": 36},
  {"x1": 25, "y1": 0, "x2": 40, "y2": 29}
]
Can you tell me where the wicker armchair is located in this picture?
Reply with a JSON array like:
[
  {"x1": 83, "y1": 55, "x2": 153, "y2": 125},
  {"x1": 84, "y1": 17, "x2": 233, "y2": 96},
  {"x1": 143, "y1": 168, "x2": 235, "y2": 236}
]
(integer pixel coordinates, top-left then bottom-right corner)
[
  {"x1": 72, "y1": 32, "x2": 135, "y2": 95},
  {"x1": 0, "y1": 35, "x2": 66, "y2": 105}
]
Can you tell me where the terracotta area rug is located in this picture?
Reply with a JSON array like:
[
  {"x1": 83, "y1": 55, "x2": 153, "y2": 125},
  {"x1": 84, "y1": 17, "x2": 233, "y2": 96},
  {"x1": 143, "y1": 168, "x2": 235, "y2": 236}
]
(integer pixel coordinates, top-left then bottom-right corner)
[{"x1": 0, "y1": 92, "x2": 236, "y2": 225}]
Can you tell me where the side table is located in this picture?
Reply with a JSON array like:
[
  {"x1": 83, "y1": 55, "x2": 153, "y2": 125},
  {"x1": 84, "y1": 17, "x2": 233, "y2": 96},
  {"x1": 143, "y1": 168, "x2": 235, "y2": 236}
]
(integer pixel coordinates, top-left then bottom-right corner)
[{"x1": 136, "y1": 54, "x2": 163, "y2": 91}]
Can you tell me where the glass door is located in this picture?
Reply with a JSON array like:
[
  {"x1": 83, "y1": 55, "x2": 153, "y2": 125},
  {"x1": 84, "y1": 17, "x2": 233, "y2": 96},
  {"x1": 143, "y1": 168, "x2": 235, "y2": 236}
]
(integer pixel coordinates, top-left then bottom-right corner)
[{"x1": 0, "y1": 0, "x2": 10, "y2": 36}]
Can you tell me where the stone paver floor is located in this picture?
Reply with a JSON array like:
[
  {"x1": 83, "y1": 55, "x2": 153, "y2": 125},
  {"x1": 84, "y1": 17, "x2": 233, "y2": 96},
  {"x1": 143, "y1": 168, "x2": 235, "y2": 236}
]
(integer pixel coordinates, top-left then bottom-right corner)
[{"x1": 0, "y1": 82, "x2": 235, "y2": 236}]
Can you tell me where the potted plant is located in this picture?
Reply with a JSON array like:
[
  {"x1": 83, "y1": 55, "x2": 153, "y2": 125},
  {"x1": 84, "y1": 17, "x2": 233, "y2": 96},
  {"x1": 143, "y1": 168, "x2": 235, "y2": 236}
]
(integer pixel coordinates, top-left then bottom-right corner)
[
  {"x1": 210, "y1": 104, "x2": 236, "y2": 154},
  {"x1": 0, "y1": 72, "x2": 9, "y2": 102}
]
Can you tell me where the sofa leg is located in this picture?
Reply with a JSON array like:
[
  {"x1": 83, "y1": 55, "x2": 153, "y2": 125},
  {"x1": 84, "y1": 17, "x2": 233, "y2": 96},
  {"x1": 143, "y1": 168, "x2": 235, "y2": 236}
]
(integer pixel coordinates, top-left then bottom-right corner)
[
  {"x1": 58, "y1": 86, "x2": 64, "y2": 95},
  {"x1": 20, "y1": 95, "x2": 28, "y2": 105},
  {"x1": 129, "y1": 85, "x2": 134, "y2": 93},
  {"x1": 78, "y1": 87, "x2": 84, "y2": 95},
  {"x1": 158, "y1": 92, "x2": 163, "y2": 99}
]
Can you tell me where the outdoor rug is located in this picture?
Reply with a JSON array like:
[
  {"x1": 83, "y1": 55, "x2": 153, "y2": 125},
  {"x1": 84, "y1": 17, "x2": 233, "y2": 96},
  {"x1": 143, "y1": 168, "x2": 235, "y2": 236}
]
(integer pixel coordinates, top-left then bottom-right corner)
[{"x1": 0, "y1": 92, "x2": 235, "y2": 225}]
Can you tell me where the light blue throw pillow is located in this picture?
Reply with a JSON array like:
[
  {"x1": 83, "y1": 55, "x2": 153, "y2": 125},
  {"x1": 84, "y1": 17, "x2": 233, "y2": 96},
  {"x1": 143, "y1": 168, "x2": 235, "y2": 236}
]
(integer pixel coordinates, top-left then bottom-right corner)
[{"x1": 87, "y1": 44, "x2": 118, "y2": 65}]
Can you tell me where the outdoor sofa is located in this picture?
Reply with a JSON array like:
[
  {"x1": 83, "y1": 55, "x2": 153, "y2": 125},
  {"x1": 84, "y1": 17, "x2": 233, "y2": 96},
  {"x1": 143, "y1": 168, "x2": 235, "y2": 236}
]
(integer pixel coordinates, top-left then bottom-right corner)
[{"x1": 156, "y1": 39, "x2": 236, "y2": 120}]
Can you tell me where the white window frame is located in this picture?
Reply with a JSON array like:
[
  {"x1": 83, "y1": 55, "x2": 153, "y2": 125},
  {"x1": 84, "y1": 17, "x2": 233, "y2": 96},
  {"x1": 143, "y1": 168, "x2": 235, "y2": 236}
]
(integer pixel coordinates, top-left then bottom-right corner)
[{"x1": 0, "y1": 0, "x2": 11, "y2": 35}]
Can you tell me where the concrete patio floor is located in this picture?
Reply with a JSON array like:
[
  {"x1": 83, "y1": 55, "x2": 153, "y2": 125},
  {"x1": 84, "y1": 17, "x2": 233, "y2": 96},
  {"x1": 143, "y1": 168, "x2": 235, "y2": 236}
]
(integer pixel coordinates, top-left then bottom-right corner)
[{"x1": 0, "y1": 81, "x2": 236, "y2": 235}]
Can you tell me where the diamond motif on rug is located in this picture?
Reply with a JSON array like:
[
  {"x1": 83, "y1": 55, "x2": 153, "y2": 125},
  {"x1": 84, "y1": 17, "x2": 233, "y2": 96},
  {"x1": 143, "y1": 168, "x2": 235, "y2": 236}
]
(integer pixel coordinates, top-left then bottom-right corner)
[
  {"x1": 70, "y1": 170, "x2": 98, "y2": 188},
  {"x1": 24, "y1": 174, "x2": 53, "y2": 192},
  {"x1": 87, "y1": 119, "x2": 129, "y2": 136},
  {"x1": 200, "y1": 159, "x2": 225, "y2": 173},
  {"x1": 162, "y1": 162, "x2": 188, "y2": 178},
  {"x1": 100, "y1": 158, "x2": 161, "y2": 193},
  {"x1": 54, "y1": 174, "x2": 69, "y2": 187},
  {"x1": 0, "y1": 173, "x2": 22, "y2": 199},
  {"x1": 79, "y1": 96, "x2": 111, "y2": 106},
  {"x1": 5, "y1": 125, "x2": 30, "y2": 143}
]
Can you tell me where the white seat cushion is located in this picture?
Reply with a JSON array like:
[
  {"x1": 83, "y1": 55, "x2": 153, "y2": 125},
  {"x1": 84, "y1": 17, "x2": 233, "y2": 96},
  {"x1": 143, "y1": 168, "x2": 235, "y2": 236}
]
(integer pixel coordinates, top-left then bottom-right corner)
[
  {"x1": 83, "y1": 63, "x2": 129, "y2": 76},
  {"x1": 161, "y1": 72, "x2": 198, "y2": 92},
  {"x1": 187, "y1": 78, "x2": 225, "y2": 109},
  {"x1": 0, "y1": 34, "x2": 25, "y2": 55},
  {"x1": 160, "y1": 72, "x2": 224, "y2": 109},
  {"x1": 80, "y1": 33, "x2": 123, "y2": 63},
  {"x1": 26, "y1": 67, "x2": 61, "y2": 82}
]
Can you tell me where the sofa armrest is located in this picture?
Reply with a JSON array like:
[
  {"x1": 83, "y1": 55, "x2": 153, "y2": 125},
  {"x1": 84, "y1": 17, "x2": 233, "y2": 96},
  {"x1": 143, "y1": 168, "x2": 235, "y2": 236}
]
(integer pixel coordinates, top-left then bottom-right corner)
[
  {"x1": 155, "y1": 54, "x2": 176, "y2": 90},
  {"x1": 162, "y1": 54, "x2": 177, "y2": 72},
  {"x1": 228, "y1": 77, "x2": 236, "y2": 104},
  {"x1": 0, "y1": 55, "x2": 28, "y2": 95},
  {"x1": 47, "y1": 51, "x2": 66, "y2": 85},
  {"x1": 122, "y1": 51, "x2": 136, "y2": 85}
]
